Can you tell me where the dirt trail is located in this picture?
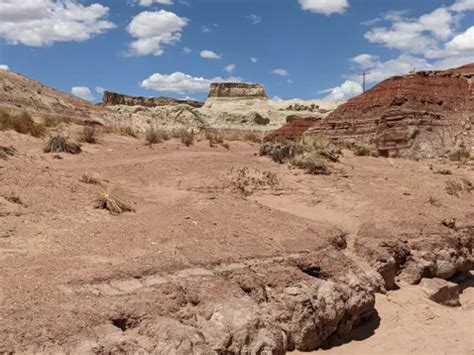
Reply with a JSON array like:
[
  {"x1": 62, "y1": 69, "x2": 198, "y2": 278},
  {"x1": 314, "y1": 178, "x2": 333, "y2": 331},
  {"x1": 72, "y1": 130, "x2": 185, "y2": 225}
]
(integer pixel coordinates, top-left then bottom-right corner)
[{"x1": 1, "y1": 131, "x2": 473, "y2": 353}]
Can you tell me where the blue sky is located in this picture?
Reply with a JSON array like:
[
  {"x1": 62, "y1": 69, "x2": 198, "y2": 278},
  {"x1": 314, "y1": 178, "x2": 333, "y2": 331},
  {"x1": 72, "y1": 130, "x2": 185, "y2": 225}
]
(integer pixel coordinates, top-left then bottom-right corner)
[{"x1": 0, "y1": 0, "x2": 473, "y2": 102}]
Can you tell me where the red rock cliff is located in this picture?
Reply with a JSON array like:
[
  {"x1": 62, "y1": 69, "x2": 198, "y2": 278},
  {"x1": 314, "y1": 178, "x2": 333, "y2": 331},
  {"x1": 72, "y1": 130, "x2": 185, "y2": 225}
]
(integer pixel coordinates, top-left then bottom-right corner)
[{"x1": 307, "y1": 63, "x2": 474, "y2": 158}]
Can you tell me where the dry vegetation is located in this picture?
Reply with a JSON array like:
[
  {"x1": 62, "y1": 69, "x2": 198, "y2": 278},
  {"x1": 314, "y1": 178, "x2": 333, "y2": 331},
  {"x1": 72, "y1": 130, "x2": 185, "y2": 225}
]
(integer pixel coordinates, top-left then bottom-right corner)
[
  {"x1": 0, "y1": 145, "x2": 16, "y2": 160},
  {"x1": 118, "y1": 126, "x2": 138, "y2": 138},
  {"x1": 80, "y1": 172, "x2": 103, "y2": 185},
  {"x1": 95, "y1": 186, "x2": 134, "y2": 214},
  {"x1": 229, "y1": 167, "x2": 279, "y2": 196},
  {"x1": 353, "y1": 145, "x2": 379, "y2": 157},
  {"x1": 43, "y1": 114, "x2": 72, "y2": 127},
  {"x1": 145, "y1": 127, "x2": 170, "y2": 146},
  {"x1": 290, "y1": 152, "x2": 330, "y2": 175},
  {"x1": 0, "y1": 109, "x2": 46, "y2": 137},
  {"x1": 80, "y1": 125, "x2": 99, "y2": 144},
  {"x1": 44, "y1": 134, "x2": 82, "y2": 154}
]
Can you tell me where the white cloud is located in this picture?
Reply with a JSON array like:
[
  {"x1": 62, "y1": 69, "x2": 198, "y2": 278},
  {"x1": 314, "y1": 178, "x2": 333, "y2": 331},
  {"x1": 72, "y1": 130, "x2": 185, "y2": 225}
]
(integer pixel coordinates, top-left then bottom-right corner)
[
  {"x1": 351, "y1": 54, "x2": 379, "y2": 68},
  {"x1": 140, "y1": 72, "x2": 241, "y2": 94},
  {"x1": 136, "y1": 0, "x2": 174, "y2": 6},
  {"x1": 127, "y1": 10, "x2": 188, "y2": 56},
  {"x1": 0, "y1": 64, "x2": 9, "y2": 71},
  {"x1": 95, "y1": 87, "x2": 105, "y2": 95},
  {"x1": 299, "y1": 0, "x2": 349, "y2": 15},
  {"x1": 446, "y1": 26, "x2": 474, "y2": 51},
  {"x1": 0, "y1": 0, "x2": 115, "y2": 47},
  {"x1": 183, "y1": 46, "x2": 192, "y2": 54},
  {"x1": 321, "y1": 80, "x2": 363, "y2": 100},
  {"x1": 450, "y1": 0, "x2": 474, "y2": 12},
  {"x1": 246, "y1": 14, "x2": 262, "y2": 24},
  {"x1": 71, "y1": 86, "x2": 94, "y2": 101},
  {"x1": 272, "y1": 68, "x2": 289, "y2": 76},
  {"x1": 200, "y1": 50, "x2": 221, "y2": 59},
  {"x1": 224, "y1": 64, "x2": 236, "y2": 73},
  {"x1": 201, "y1": 25, "x2": 211, "y2": 33},
  {"x1": 251, "y1": 57, "x2": 258, "y2": 63}
]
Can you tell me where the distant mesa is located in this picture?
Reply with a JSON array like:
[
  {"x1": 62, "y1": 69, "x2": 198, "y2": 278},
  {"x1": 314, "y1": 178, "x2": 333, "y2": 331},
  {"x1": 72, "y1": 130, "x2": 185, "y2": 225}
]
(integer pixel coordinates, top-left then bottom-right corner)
[
  {"x1": 207, "y1": 82, "x2": 267, "y2": 100},
  {"x1": 101, "y1": 91, "x2": 204, "y2": 108}
]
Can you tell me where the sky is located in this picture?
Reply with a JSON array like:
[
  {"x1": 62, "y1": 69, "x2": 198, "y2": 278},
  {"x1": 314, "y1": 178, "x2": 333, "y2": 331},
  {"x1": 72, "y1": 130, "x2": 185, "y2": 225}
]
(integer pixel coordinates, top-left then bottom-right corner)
[{"x1": 0, "y1": 0, "x2": 473, "y2": 102}]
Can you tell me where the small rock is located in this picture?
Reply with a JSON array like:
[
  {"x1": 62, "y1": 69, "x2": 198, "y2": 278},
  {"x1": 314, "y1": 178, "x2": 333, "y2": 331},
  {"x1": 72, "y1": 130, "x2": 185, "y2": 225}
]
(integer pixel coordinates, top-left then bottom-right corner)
[{"x1": 420, "y1": 278, "x2": 460, "y2": 307}]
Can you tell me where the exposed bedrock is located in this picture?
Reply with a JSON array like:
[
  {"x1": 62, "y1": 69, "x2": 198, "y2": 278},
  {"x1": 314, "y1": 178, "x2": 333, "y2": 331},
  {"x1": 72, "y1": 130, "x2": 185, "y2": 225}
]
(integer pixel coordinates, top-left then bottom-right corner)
[
  {"x1": 305, "y1": 63, "x2": 474, "y2": 158},
  {"x1": 31, "y1": 249, "x2": 376, "y2": 354},
  {"x1": 354, "y1": 223, "x2": 473, "y2": 291},
  {"x1": 207, "y1": 82, "x2": 267, "y2": 99},
  {"x1": 101, "y1": 91, "x2": 204, "y2": 108}
]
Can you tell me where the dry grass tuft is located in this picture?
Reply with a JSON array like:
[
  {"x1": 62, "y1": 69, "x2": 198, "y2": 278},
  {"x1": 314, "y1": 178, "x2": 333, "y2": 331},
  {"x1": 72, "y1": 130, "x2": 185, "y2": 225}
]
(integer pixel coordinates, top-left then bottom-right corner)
[
  {"x1": 229, "y1": 167, "x2": 279, "y2": 196},
  {"x1": 0, "y1": 145, "x2": 16, "y2": 160},
  {"x1": 0, "y1": 109, "x2": 47, "y2": 137},
  {"x1": 428, "y1": 196, "x2": 442, "y2": 207},
  {"x1": 445, "y1": 178, "x2": 473, "y2": 197},
  {"x1": 173, "y1": 129, "x2": 194, "y2": 146},
  {"x1": 80, "y1": 125, "x2": 99, "y2": 144},
  {"x1": 44, "y1": 134, "x2": 82, "y2": 154},
  {"x1": 118, "y1": 126, "x2": 138, "y2": 138},
  {"x1": 43, "y1": 114, "x2": 72, "y2": 127},
  {"x1": 95, "y1": 186, "x2": 134, "y2": 214},
  {"x1": 353, "y1": 145, "x2": 379, "y2": 157},
  {"x1": 145, "y1": 127, "x2": 170, "y2": 146},
  {"x1": 80, "y1": 172, "x2": 103, "y2": 185}
]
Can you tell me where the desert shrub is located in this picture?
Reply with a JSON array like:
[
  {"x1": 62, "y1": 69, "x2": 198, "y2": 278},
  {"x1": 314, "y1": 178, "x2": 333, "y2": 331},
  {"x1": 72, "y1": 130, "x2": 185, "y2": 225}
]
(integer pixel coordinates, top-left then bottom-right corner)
[
  {"x1": 0, "y1": 110, "x2": 46, "y2": 137},
  {"x1": 44, "y1": 134, "x2": 82, "y2": 154},
  {"x1": 353, "y1": 145, "x2": 378, "y2": 157},
  {"x1": 445, "y1": 178, "x2": 472, "y2": 197},
  {"x1": 243, "y1": 131, "x2": 263, "y2": 143},
  {"x1": 449, "y1": 148, "x2": 470, "y2": 163},
  {"x1": 119, "y1": 126, "x2": 138, "y2": 138},
  {"x1": 229, "y1": 167, "x2": 279, "y2": 196},
  {"x1": 0, "y1": 145, "x2": 16, "y2": 160},
  {"x1": 205, "y1": 130, "x2": 224, "y2": 147},
  {"x1": 176, "y1": 129, "x2": 194, "y2": 146},
  {"x1": 291, "y1": 152, "x2": 330, "y2": 175},
  {"x1": 43, "y1": 115, "x2": 72, "y2": 127},
  {"x1": 145, "y1": 127, "x2": 161, "y2": 145},
  {"x1": 95, "y1": 186, "x2": 134, "y2": 214},
  {"x1": 80, "y1": 125, "x2": 98, "y2": 144},
  {"x1": 80, "y1": 172, "x2": 103, "y2": 185}
]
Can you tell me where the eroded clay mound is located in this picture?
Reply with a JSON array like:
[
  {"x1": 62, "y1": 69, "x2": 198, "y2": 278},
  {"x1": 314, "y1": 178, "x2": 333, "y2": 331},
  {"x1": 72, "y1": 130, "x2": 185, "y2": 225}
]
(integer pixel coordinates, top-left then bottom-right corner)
[
  {"x1": 101, "y1": 91, "x2": 204, "y2": 108},
  {"x1": 307, "y1": 63, "x2": 474, "y2": 158},
  {"x1": 264, "y1": 116, "x2": 322, "y2": 141},
  {"x1": 25, "y1": 250, "x2": 376, "y2": 354}
]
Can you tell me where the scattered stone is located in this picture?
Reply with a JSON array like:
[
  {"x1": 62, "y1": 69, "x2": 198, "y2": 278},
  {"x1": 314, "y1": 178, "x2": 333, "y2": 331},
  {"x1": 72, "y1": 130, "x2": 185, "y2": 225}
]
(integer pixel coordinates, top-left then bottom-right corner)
[{"x1": 420, "y1": 278, "x2": 460, "y2": 307}]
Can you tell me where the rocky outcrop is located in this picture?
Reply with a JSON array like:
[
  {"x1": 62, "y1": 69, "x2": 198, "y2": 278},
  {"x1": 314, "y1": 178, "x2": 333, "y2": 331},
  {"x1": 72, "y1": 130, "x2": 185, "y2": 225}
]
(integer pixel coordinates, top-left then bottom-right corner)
[
  {"x1": 306, "y1": 63, "x2": 474, "y2": 158},
  {"x1": 102, "y1": 91, "x2": 204, "y2": 108},
  {"x1": 265, "y1": 117, "x2": 322, "y2": 141},
  {"x1": 420, "y1": 278, "x2": 460, "y2": 307},
  {"x1": 208, "y1": 83, "x2": 267, "y2": 99}
]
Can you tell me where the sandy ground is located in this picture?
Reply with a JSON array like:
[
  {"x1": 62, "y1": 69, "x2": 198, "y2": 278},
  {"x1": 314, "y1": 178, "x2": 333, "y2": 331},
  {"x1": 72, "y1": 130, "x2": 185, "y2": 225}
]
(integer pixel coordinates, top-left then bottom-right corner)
[{"x1": 0, "y1": 128, "x2": 473, "y2": 353}]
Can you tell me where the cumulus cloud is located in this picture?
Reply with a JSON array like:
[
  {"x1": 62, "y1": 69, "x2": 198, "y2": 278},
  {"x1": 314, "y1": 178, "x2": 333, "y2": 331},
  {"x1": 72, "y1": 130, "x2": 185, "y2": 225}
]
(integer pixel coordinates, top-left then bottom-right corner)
[
  {"x1": 71, "y1": 86, "x2": 94, "y2": 101},
  {"x1": 127, "y1": 10, "x2": 188, "y2": 56},
  {"x1": 299, "y1": 0, "x2": 349, "y2": 15},
  {"x1": 450, "y1": 0, "x2": 474, "y2": 12},
  {"x1": 95, "y1": 87, "x2": 105, "y2": 95},
  {"x1": 246, "y1": 14, "x2": 262, "y2": 24},
  {"x1": 446, "y1": 26, "x2": 474, "y2": 51},
  {"x1": 0, "y1": 64, "x2": 9, "y2": 71},
  {"x1": 140, "y1": 72, "x2": 240, "y2": 94},
  {"x1": 183, "y1": 46, "x2": 192, "y2": 54},
  {"x1": 321, "y1": 80, "x2": 363, "y2": 101},
  {"x1": 136, "y1": 0, "x2": 174, "y2": 6},
  {"x1": 272, "y1": 68, "x2": 289, "y2": 76},
  {"x1": 251, "y1": 57, "x2": 258, "y2": 63},
  {"x1": 351, "y1": 54, "x2": 379, "y2": 68},
  {"x1": 224, "y1": 64, "x2": 236, "y2": 73},
  {"x1": 200, "y1": 50, "x2": 221, "y2": 59},
  {"x1": 0, "y1": 0, "x2": 115, "y2": 47}
]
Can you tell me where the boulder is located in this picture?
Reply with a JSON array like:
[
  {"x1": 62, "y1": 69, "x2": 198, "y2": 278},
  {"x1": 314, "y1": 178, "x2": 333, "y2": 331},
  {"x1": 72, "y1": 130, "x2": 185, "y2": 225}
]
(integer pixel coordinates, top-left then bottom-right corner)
[{"x1": 419, "y1": 278, "x2": 460, "y2": 307}]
